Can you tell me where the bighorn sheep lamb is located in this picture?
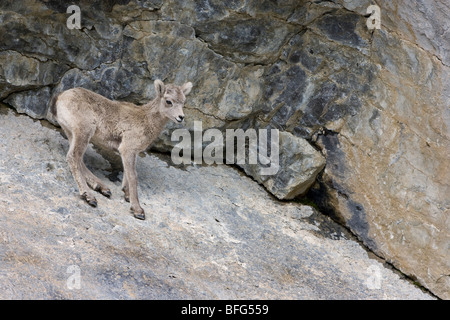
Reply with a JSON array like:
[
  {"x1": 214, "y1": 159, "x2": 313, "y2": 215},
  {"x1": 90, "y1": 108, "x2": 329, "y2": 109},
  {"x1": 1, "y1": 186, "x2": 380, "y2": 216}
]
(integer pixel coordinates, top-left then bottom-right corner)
[{"x1": 50, "y1": 80, "x2": 193, "y2": 220}]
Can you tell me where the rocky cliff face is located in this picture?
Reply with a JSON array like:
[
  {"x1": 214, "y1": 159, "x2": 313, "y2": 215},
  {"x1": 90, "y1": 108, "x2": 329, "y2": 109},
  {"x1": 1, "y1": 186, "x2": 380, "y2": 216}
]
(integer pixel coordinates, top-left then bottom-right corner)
[
  {"x1": 0, "y1": 0, "x2": 448, "y2": 298},
  {"x1": 0, "y1": 103, "x2": 434, "y2": 299}
]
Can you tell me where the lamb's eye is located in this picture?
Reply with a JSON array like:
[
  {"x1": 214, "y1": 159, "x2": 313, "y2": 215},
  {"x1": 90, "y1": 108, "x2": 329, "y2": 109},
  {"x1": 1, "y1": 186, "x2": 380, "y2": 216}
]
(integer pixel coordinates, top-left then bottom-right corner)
[{"x1": 166, "y1": 100, "x2": 172, "y2": 105}]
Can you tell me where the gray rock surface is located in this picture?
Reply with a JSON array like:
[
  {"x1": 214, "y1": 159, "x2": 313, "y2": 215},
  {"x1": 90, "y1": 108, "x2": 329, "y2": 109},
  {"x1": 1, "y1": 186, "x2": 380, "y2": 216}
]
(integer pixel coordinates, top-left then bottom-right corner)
[
  {"x1": 239, "y1": 130, "x2": 326, "y2": 200},
  {"x1": 0, "y1": 106, "x2": 433, "y2": 299},
  {"x1": 0, "y1": 0, "x2": 448, "y2": 298}
]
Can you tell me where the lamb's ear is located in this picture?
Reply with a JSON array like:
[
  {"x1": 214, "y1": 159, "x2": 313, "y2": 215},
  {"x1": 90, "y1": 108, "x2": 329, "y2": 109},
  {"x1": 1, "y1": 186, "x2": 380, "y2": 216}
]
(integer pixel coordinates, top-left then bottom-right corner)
[
  {"x1": 181, "y1": 82, "x2": 193, "y2": 96},
  {"x1": 154, "y1": 79, "x2": 165, "y2": 98}
]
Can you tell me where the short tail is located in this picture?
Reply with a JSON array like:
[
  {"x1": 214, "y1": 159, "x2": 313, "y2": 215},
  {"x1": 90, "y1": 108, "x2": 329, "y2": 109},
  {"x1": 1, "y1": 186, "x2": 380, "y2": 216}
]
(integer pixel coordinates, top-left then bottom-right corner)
[{"x1": 49, "y1": 93, "x2": 59, "y2": 118}]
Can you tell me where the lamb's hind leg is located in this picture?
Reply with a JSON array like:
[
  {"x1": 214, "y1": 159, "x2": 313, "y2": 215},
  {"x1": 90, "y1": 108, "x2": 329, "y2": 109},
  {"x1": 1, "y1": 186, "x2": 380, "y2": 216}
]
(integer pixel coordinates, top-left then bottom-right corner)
[
  {"x1": 120, "y1": 147, "x2": 144, "y2": 220},
  {"x1": 81, "y1": 163, "x2": 112, "y2": 198},
  {"x1": 66, "y1": 132, "x2": 98, "y2": 207},
  {"x1": 121, "y1": 173, "x2": 130, "y2": 202}
]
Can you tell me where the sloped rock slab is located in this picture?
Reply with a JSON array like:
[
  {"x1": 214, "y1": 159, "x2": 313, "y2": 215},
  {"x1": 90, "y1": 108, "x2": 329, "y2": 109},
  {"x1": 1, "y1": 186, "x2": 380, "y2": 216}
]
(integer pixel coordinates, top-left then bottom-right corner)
[{"x1": 0, "y1": 107, "x2": 432, "y2": 299}]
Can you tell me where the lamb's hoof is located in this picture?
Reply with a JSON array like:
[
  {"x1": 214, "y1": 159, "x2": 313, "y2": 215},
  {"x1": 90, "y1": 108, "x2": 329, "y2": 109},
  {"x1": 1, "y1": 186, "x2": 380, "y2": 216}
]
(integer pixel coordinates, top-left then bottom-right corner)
[
  {"x1": 81, "y1": 192, "x2": 97, "y2": 207},
  {"x1": 134, "y1": 212, "x2": 145, "y2": 220},
  {"x1": 101, "y1": 189, "x2": 112, "y2": 198},
  {"x1": 95, "y1": 185, "x2": 112, "y2": 198},
  {"x1": 131, "y1": 208, "x2": 145, "y2": 220}
]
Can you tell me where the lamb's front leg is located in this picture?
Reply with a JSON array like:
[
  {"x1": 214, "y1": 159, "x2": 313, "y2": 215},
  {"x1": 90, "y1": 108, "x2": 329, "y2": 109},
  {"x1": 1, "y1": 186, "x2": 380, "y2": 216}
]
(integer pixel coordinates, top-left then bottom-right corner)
[{"x1": 120, "y1": 148, "x2": 145, "y2": 220}]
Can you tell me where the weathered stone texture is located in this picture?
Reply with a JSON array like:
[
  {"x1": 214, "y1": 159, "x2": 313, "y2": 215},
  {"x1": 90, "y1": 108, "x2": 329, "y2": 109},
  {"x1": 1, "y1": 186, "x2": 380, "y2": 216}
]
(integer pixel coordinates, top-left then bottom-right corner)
[
  {"x1": 0, "y1": 0, "x2": 448, "y2": 298},
  {"x1": 0, "y1": 105, "x2": 434, "y2": 299}
]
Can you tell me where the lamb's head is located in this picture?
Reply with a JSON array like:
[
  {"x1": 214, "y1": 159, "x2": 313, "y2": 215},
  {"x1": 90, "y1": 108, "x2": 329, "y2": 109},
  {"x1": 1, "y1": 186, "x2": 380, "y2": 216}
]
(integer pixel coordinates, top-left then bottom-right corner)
[{"x1": 154, "y1": 79, "x2": 193, "y2": 123}]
